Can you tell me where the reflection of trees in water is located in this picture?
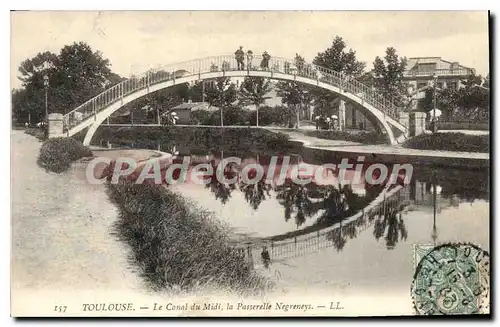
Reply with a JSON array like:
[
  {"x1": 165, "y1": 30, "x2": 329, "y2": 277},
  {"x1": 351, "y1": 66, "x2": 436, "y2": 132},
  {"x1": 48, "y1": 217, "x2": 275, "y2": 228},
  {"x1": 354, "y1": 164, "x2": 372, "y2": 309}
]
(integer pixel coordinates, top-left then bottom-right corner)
[
  {"x1": 239, "y1": 180, "x2": 272, "y2": 210},
  {"x1": 323, "y1": 185, "x2": 361, "y2": 222},
  {"x1": 206, "y1": 178, "x2": 236, "y2": 205},
  {"x1": 327, "y1": 228, "x2": 347, "y2": 252},
  {"x1": 324, "y1": 187, "x2": 409, "y2": 252},
  {"x1": 373, "y1": 203, "x2": 408, "y2": 250},
  {"x1": 197, "y1": 155, "x2": 413, "y2": 252},
  {"x1": 200, "y1": 154, "x2": 411, "y2": 243},
  {"x1": 314, "y1": 184, "x2": 374, "y2": 226},
  {"x1": 204, "y1": 162, "x2": 237, "y2": 205},
  {"x1": 275, "y1": 182, "x2": 316, "y2": 227},
  {"x1": 274, "y1": 182, "x2": 372, "y2": 229},
  {"x1": 204, "y1": 169, "x2": 385, "y2": 232},
  {"x1": 325, "y1": 212, "x2": 361, "y2": 252}
]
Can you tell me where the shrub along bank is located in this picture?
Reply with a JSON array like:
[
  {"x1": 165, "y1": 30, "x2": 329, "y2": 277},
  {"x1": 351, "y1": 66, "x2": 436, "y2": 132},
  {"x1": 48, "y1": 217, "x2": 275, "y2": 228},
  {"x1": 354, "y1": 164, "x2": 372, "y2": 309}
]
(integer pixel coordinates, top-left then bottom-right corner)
[
  {"x1": 303, "y1": 130, "x2": 387, "y2": 144},
  {"x1": 106, "y1": 180, "x2": 270, "y2": 294},
  {"x1": 37, "y1": 137, "x2": 93, "y2": 173},
  {"x1": 404, "y1": 133, "x2": 489, "y2": 153},
  {"x1": 24, "y1": 127, "x2": 46, "y2": 141}
]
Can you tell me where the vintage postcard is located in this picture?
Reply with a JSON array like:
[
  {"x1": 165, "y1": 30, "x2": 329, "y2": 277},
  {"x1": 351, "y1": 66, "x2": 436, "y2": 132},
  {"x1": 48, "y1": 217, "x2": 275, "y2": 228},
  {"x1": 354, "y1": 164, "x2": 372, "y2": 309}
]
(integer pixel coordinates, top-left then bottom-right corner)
[{"x1": 10, "y1": 11, "x2": 490, "y2": 317}]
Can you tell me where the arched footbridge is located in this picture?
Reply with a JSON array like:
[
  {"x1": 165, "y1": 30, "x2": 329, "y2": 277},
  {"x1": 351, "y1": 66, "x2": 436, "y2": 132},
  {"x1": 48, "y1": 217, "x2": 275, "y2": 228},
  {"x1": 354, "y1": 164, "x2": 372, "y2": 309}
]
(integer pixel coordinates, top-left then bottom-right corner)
[{"x1": 62, "y1": 55, "x2": 409, "y2": 146}]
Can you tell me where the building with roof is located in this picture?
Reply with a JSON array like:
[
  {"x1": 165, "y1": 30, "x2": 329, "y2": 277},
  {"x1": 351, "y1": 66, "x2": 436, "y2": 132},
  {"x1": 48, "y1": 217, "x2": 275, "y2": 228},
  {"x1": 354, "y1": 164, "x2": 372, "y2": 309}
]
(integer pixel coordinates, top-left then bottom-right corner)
[
  {"x1": 402, "y1": 57, "x2": 475, "y2": 112},
  {"x1": 404, "y1": 57, "x2": 474, "y2": 97}
]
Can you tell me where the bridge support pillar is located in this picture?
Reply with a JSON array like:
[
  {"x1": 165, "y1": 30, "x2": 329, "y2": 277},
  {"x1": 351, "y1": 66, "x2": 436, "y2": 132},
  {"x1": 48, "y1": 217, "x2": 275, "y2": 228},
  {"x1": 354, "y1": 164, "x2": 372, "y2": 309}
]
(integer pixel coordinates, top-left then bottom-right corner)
[
  {"x1": 48, "y1": 113, "x2": 64, "y2": 138},
  {"x1": 338, "y1": 100, "x2": 346, "y2": 131},
  {"x1": 409, "y1": 112, "x2": 427, "y2": 137}
]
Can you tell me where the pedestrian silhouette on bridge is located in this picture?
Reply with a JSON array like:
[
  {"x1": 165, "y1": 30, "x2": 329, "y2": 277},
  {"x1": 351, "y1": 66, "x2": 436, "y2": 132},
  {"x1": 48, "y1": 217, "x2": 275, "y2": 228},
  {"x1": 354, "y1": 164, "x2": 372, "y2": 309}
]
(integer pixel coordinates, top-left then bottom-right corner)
[
  {"x1": 260, "y1": 51, "x2": 271, "y2": 70},
  {"x1": 246, "y1": 50, "x2": 254, "y2": 70},
  {"x1": 235, "y1": 46, "x2": 245, "y2": 70},
  {"x1": 261, "y1": 246, "x2": 271, "y2": 269}
]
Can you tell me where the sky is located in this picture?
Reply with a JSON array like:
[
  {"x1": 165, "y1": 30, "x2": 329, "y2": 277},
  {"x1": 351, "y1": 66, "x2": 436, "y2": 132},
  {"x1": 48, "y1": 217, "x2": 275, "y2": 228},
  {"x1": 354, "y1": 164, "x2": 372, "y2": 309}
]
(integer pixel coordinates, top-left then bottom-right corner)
[{"x1": 10, "y1": 11, "x2": 490, "y2": 89}]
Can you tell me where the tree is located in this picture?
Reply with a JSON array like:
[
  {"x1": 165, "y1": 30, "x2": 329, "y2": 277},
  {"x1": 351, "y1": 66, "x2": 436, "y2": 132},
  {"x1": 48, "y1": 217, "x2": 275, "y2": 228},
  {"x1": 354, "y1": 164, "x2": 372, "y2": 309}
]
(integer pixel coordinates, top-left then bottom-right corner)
[
  {"x1": 372, "y1": 47, "x2": 408, "y2": 107},
  {"x1": 13, "y1": 51, "x2": 59, "y2": 123},
  {"x1": 238, "y1": 77, "x2": 272, "y2": 126},
  {"x1": 311, "y1": 36, "x2": 366, "y2": 118},
  {"x1": 483, "y1": 74, "x2": 490, "y2": 89},
  {"x1": 12, "y1": 88, "x2": 35, "y2": 124},
  {"x1": 276, "y1": 54, "x2": 314, "y2": 127},
  {"x1": 417, "y1": 86, "x2": 462, "y2": 119},
  {"x1": 313, "y1": 36, "x2": 365, "y2": 77},
  {"x1": 417, "y1": 73, "x2": 489, "y2": 120},
  {"x1": 188, "y1": 81, "x2": 207, "y2": 103},
  {"x1": 275, "y1": 81, "x2": 312, "y2": 127},
  {"x1": 203, "y1": 77, "x2": 237, "y2": 126},
  {"x1": 455, "y1": 73, "x2": 489, "y2": 119},
  {"x1": 12, "y1": 42, "x2": 123, "y2": 123},
  {"x1": 53, "y1": 42, "x2": 122, "y2": 112},
  {"x1": 248, "y1": 105, "x2": 290, "y2": 126}
]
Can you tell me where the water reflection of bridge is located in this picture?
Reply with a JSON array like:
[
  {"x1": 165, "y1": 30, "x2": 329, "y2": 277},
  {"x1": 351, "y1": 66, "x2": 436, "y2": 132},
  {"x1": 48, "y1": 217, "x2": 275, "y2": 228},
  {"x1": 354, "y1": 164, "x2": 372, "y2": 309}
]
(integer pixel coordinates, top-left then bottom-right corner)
[{"x1": 235, "y1": 183, "x2": 412, "y2": 266}]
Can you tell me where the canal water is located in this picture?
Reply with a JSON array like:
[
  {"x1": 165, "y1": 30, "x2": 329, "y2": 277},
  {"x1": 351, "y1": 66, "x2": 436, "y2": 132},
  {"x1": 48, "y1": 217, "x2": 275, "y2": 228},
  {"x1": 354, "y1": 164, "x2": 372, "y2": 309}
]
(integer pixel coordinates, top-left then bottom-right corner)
[{"x1": 105, "y1": 141, "x2": 490, "y2": 310}]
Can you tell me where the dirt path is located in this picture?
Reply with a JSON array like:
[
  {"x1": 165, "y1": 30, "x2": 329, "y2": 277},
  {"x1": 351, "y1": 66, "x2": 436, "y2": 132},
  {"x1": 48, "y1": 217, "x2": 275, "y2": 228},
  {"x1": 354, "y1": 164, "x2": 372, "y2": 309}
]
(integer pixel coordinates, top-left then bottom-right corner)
[{"x1": 11, "y1": 130, "x2": 146, "y2": 293}]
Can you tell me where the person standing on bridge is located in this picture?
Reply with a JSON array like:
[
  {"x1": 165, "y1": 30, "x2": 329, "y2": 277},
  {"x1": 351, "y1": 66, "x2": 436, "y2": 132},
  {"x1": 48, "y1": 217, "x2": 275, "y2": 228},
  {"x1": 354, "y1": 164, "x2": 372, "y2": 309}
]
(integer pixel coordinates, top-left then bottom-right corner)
[
  {"x1": 235, "y1": 46, "x2": 245, "y2": 70},
  {"x1": 246, "y1": 50, "x2": 254, "y2": 70},
  {"x1": 260, "y1": 51, "x2": 271, "y2": 70}
]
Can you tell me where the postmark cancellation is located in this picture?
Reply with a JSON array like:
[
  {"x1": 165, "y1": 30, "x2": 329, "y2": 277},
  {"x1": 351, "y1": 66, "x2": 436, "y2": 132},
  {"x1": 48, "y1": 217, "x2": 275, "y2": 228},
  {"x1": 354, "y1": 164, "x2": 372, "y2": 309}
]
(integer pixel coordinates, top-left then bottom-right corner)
[{"x1": 411, "y1": 243, "x2": 490, "y2": 315}]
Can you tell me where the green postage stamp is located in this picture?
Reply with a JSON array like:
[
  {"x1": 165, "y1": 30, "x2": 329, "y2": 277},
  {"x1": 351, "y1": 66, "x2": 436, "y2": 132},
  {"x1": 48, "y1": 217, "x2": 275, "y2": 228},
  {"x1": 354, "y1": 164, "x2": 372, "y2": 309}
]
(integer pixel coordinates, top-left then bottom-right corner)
[{"x1": 412, "y1": 243, "x2": 490, "y2": 315}]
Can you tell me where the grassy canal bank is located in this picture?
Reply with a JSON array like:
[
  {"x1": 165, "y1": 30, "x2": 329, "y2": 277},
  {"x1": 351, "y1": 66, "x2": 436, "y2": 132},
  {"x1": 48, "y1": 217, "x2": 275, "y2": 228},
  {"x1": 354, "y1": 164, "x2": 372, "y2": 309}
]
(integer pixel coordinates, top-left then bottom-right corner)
[{"x1": 107, "y1": 180, "x2": 270, "y2": 294}]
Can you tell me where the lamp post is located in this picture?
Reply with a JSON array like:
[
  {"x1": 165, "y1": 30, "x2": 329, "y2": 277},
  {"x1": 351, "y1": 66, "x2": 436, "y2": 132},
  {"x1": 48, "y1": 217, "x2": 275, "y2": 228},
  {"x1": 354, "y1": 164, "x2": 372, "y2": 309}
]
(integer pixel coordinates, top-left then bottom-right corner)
[
  {"x1": 43, "y1": 74, "x2": 49, "y2": 137},
  {"x1": 43, "y1": 74, "x2": 49, "y2": 121}
]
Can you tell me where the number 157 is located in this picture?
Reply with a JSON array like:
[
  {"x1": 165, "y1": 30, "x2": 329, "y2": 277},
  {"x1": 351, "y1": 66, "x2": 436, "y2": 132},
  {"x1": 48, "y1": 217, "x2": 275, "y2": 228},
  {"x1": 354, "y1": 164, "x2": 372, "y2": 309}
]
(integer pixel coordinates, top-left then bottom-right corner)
[{"x1": 54, "y1": 306, "x2": 67, "y2": 313}]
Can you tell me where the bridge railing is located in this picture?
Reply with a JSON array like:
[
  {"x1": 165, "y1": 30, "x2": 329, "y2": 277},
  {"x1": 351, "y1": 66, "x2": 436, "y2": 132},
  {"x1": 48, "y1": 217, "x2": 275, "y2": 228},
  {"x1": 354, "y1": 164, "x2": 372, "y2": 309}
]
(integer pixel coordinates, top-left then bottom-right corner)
[{"x1": 63, "y1": 55, "x2": 403, "y2": 133}]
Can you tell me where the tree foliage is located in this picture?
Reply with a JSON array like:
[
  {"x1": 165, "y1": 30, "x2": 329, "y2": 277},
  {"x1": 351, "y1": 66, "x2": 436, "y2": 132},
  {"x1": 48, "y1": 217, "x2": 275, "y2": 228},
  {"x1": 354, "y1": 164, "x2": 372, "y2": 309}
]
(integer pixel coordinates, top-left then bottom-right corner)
[
  {"x1": 203, "y1": 77, "x2": 237, "y2": 108},
  {"x1": 417, "y1": 73, "x2": 490, "y2": 120},
  {"x1": 310, "y1": 36, "x2": 366, "y2": 115},
  {"x1": 238, "y1": 77, "x2": 272, "y2": 108},
  {"x1": 313, "y1": 36, "x2": 365, "y2": 77},
  {"x1": 483, "y1": 74, "x2": 490, "y2": 89},
  {"x1": 372, "y1": 47, "x2": 408, "y2": 107},
  {"x1": 13, "y1": 42, "x2": 124, "y2": 123},
  {"x1": 275, "y1": 54, "x2": 315, "y2": 126}
]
